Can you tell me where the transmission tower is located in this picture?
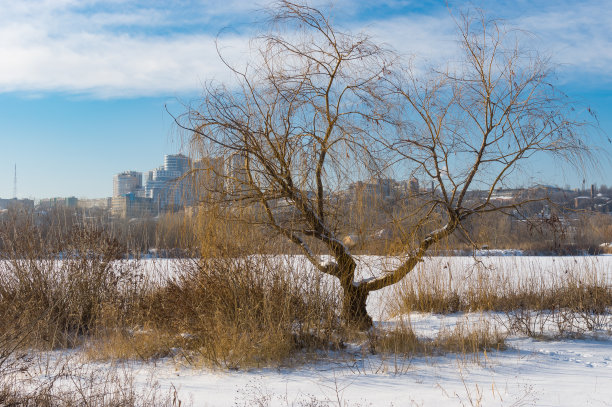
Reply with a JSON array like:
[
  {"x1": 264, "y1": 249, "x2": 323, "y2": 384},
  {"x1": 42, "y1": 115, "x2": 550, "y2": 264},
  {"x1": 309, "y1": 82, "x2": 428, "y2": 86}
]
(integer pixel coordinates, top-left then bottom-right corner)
[{"x1": 13, "y1": 164, "x2": 17, "y2": 199}]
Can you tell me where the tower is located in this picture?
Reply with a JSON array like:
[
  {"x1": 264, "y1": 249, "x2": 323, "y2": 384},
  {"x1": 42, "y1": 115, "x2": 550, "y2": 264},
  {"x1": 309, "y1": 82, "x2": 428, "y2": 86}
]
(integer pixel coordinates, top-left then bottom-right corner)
[
  {"x1": 113, "y1": 171, "x2": 143, "y2": 197},
  {"x1": 13, "y1": 164, "x2": 17, "y2": 199}
]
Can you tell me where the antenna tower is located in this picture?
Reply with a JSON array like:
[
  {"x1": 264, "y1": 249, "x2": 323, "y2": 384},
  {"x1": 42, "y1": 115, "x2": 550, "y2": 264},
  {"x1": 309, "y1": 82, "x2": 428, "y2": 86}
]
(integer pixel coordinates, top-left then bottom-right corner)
[{"x1": 13, "y1": 164, "x2": 17, "y2": 199}]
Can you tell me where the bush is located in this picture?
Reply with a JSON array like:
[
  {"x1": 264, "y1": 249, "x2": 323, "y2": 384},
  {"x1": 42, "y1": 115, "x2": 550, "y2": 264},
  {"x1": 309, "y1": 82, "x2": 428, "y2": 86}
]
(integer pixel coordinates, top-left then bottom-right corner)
[
  {"x1": 122, "y1": 257, "x2": 343, "y2": 368},
  {"x1": 0, "y1": 223, "x2": 133, "y2": 349}
]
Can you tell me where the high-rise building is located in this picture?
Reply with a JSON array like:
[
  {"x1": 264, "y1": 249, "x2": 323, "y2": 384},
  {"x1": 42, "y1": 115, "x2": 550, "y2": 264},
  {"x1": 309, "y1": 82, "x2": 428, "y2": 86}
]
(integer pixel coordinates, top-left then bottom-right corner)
[
  {"x1": 114, "y1": 153, "x2": 227, "y2": 215},
  {"x1": 144, "y1": 154, "x2": 193, "y2": 211},
  {"x1": 225, "y1": 152, "x2": 249, "y2": 198},
  {"x1": 113, "y1": 171, "x2": 142, "y2": 197},
  {"x1": 164, "y1": 154, "x2": 190, "y2": 174}
]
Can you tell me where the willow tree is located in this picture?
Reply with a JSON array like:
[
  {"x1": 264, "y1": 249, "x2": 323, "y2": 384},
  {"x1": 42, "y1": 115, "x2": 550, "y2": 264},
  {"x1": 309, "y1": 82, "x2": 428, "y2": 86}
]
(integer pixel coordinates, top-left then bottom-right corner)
[{"x1": 180, "y1": 2, "x2": 593, "y2": 328}]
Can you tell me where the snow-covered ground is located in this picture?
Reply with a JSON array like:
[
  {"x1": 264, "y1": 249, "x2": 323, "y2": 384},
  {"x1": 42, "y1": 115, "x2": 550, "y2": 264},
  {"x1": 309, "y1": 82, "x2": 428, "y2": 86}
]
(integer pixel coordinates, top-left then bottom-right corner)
[
  {"x1": 14, "y1": 319, "x2": 612, "y2": 406},
  {"x1": 148, "y1": 335, "x2": 612, "y2": 406},
  {"x1": 5, "y1": 256, "x2": 612, "y2": 406}
]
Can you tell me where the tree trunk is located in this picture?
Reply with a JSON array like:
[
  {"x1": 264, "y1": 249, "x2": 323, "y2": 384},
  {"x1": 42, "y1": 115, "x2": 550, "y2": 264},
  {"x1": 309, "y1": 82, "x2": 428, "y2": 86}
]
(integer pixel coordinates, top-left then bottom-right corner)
[{"x1": 341, "y1": 283, "x2": 373, "y2": 330}]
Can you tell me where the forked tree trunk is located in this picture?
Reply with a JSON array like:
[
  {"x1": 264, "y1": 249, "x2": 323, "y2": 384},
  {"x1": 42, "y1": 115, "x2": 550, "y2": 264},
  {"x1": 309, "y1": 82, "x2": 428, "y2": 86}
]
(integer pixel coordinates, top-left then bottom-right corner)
[
  {"x1": 335, "y1": 258, "x2": 374, "y2": 330},
  {"x1": 341, "y1": 283, "x2": 373, "y2": 330},
  {"x1": 333, "y1": 221, "x2": 457, "y2": 330}
]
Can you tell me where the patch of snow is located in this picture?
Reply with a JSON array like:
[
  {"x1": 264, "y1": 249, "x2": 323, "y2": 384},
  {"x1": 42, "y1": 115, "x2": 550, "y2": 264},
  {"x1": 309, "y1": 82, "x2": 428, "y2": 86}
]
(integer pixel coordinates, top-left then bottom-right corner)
[
  {"x1": 319, "y1": 258, "x2": 337, "y2": 269},
  {"x1": 471, "y1": 249, "x2": 524, "y2": 256},
  {"x1": 352, "y1": 276, "x2": 377, "y2": 286}
]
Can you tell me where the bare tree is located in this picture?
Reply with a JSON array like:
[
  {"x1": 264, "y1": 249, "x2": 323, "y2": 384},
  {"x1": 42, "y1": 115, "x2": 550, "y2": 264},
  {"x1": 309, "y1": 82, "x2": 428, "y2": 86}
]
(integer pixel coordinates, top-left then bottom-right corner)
[
  {"x1": 375, "y1": 11, "x2": 593, "y2": 290},
  {"x1": 179, "y1": 2, "x2": 593, "y2": 328}
]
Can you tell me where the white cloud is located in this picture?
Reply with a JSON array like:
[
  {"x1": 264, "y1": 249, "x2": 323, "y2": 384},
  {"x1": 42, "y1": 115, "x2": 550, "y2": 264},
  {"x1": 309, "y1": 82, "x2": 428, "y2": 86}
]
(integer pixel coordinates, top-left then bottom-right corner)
[
  {"x1": 0, "y1": 30, "x2": 243, "y2": 97},
  {"x1": 0, "y1": 0, "x2": 610, "y2": 98},
  {"x1": 0, "y1": 0, "x2": 257, "y2": 97},
  {"x1": 354, "y1": 0, "x2": 612, "y2": 87},
  {"x1": 366, "y1": 13, "x2": 457, "y2": 64},
  {"x1": 515, "y1": 3, "x2": 612, "y2": 80}
]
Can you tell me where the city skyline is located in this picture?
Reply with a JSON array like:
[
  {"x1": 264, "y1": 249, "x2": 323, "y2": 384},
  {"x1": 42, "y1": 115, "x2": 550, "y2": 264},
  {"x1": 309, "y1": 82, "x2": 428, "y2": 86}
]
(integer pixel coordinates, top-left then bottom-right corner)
[{"x1": 0, "y1": 0, "x2": 611, "y2": 199}]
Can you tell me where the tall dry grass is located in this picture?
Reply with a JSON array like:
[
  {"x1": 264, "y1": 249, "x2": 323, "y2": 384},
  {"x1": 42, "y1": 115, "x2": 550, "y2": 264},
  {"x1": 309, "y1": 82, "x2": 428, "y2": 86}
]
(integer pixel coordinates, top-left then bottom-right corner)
[
  {"x1": 91, "y1": 256, "x2": 344, "y2": 369},
  {"x1": 391, "y1": 257, "x2": 611, "y2": 314},
  {"x1": 370, "y1": 318, "x2": 505, "y2": 361},
  {"x1": 0, "y1": 214, "x2": 135, "y2": 350},
  {"x1": 0, "y1": 209, "x2": 345, "y2": 369},
  {"x1": 391, "y1": 257, "x2": 612, "y2": 338}
]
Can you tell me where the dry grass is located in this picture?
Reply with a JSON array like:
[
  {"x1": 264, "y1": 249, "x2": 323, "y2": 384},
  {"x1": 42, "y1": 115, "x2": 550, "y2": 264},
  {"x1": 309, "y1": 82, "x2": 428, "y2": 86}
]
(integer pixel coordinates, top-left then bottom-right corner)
[
  {"x1": 0, "y1": 223, "x2": 135, "y2": 350},
  {"x1": 0, "y1": 213, "x2": 343, "y2": 369},
  {"x1": 371, "y1": 319, "x2": 506, "y2": 359},
  {"x1": 393, "y1": 259, "x2": 612, "y2": 315},
  {"x1": 85, "y1": 328, "x2": 181, "y2": 362},
  {"x1": 116, "y1": 257, "x2": 343, "y2": 369},
  {"x1": 0, "y1": 256, "x2": 344, "y2": 369},
  {"x1": 0, "y1": 361, "x2": 189, "y2": 407},
  {"x1": 391, "y1": 257, "x2": 612, "y2": 339}
]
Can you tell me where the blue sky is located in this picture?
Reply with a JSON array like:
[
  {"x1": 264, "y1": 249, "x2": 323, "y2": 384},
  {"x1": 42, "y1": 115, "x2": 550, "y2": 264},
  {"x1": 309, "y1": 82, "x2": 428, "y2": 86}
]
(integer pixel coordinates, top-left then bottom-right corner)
[{"x1": 0, "y1": 0, "x2": 611, "y2": 199}]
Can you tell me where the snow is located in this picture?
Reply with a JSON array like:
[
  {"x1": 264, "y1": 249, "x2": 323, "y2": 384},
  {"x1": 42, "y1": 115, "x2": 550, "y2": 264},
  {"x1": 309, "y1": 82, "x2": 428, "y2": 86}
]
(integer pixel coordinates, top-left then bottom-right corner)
[
  {"x1": 15, "y1": 333, "x2": 612, "y2": 406},
  {"x1": 469, "y1": 248, "x2": 524, "y2": 256},
  {"x1": 5, "y1": 255, "x2": 612, "y2": 406},
  {"x1": 319, "y1": 258, "x2": 337, "y2": 269}
]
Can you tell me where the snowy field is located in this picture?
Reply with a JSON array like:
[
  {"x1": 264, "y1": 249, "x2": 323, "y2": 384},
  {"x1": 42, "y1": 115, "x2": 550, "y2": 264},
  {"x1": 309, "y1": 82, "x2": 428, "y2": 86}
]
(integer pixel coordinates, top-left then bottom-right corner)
[{"x1": 5, "y1": 255, "x2": 612, "y2": 406}]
